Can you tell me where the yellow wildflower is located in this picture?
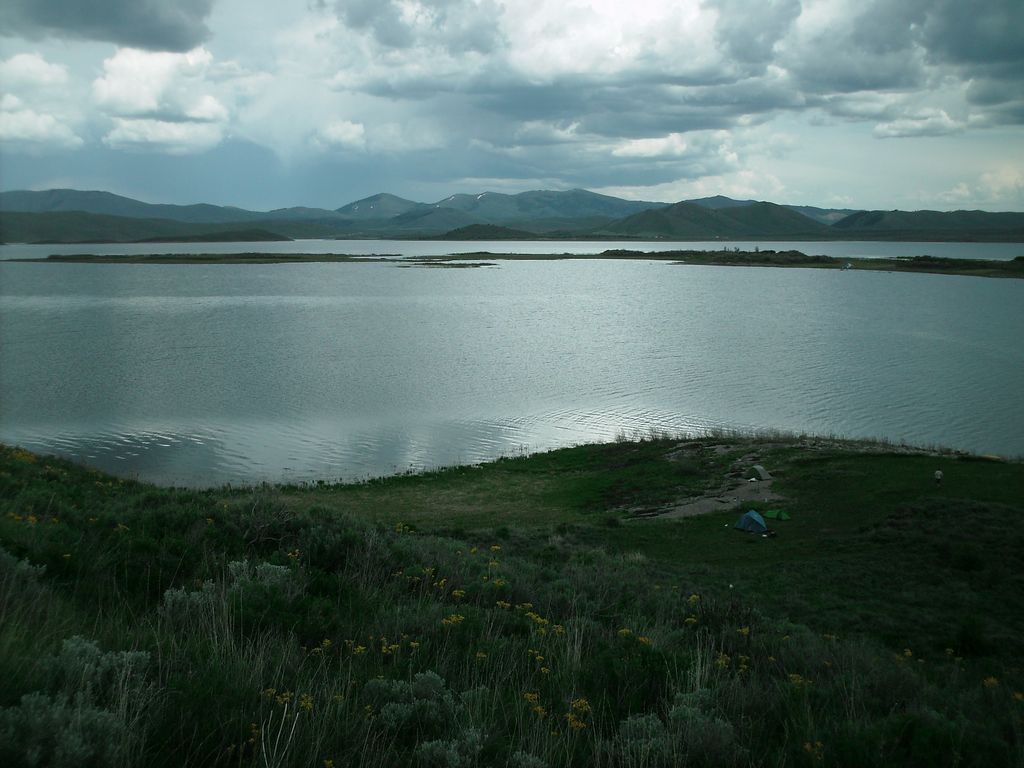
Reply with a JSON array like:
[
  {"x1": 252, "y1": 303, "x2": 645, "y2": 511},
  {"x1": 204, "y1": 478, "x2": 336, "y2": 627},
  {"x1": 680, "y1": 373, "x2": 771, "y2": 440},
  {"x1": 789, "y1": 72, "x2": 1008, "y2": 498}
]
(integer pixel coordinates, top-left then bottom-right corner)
[
  {"x1": 452, "y1": 589, "x2": 466, "y2": 599},
  {"x1": 565, "y1": 713, "x2": 587, "y2": 730},
  {"x1": 570, "y1": 697, "x2": 591, "y2": 714},
  {"x1": 523, "y1": 692, "x2": 540, "y2": 704},
  {"x1": 475, "y1": 652, "x2": 487, "y2": 661},
  {"x1": 617, "y1": 628, "x2": 633, "y2": 637},
  {"x1": 737, "y1": 626, "x2": 750, "y2": 637},
  {"x1": 299, "y1": 694, "x2": 314, "y2": 712},
  {"x1": 636, "y1": 636, "x2": 652, "y2": 646},
  {"x1": 983, "y1": 676, "x2": 999, "y2": 688},
  {"x1": 490, "y1": 545, "x2": 501, "y2": 552}
]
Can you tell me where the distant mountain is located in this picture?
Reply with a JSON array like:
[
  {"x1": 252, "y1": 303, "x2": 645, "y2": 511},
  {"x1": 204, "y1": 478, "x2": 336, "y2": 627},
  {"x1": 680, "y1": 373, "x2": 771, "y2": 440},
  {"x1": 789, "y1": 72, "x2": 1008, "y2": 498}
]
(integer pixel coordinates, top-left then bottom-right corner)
[
  {"x1": 0, "y1": 212, "x2": 333, "y2": 244},
  {"x1": 603, "y1": 201, "x2": 828, "y2": 239},
  {"x1": 685, "y1": 195, "x2": 860, "y2": 226},
  {"x1": 436, "y1": 224, "x2": 540, "y2": 240},
  {"x1": 432, "y1": 189, "x2": 666, "y2": 223},
  {"x1": 0, "y1": 189, "x2": 263, "y2": 224},
  {"x1": 832, "y1": 209, "x2": 1024, "y2": 240},
  {"x1": 264, "y1": 206, "x2": 350, "y2": 221},
  {"x1": 603, "y1": 202, "x2": 732, "y2": 238},
  {"x1": 786, "y1": 205, "x2": 862, "y2": 225},
  {"x1": 685, "y1": 195, "x2": 758, "y2": 210},
  {"x1": 2, "y1": 188, "x2": 1022, "y2": 244},
  {"x1": 336, "y1": 193, "x2": 426, "y2": 220},
  {"x1": 713, "y1": 202, "x2": 829, "y2": 237}
]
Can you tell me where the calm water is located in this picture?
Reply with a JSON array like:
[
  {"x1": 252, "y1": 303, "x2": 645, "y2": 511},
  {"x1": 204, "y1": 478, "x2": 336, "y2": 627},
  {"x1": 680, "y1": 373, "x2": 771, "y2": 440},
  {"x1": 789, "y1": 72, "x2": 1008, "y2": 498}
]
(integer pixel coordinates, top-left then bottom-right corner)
[{"x1": 1, "y1": 256, "x2": 1022, "y2": 486}]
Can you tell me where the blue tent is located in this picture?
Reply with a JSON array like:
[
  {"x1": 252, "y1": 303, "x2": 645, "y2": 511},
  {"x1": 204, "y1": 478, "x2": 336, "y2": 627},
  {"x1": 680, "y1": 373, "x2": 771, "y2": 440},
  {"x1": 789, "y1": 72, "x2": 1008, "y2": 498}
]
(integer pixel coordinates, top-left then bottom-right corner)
[{"x1": 735, "y1": 510, "x2": 768, "y2": 534}]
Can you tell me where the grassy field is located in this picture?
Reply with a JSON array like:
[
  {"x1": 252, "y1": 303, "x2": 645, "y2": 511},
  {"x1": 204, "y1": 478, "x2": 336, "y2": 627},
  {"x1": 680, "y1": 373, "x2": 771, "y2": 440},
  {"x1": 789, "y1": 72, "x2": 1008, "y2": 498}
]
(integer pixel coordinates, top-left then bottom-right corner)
[{"x1": 1, "y1": 438, "x2": 1022, "y2": 767}]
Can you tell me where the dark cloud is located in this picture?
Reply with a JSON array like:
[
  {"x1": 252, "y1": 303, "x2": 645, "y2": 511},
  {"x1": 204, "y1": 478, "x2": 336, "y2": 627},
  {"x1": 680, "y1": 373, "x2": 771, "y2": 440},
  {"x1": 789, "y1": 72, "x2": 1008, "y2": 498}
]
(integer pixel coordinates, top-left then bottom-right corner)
[
  {"x1": 920, "y1": 0, "x2": 1024, "y2": 68},
  {"x1": 707, "y1": 0, "x2": 801, "y2": 67},
  {"x1": 0, "y1": 0, "x2": 215, "y2": 51},
  {"x1": 334, "y1": 0, "x2": 503, "y2": 53}
]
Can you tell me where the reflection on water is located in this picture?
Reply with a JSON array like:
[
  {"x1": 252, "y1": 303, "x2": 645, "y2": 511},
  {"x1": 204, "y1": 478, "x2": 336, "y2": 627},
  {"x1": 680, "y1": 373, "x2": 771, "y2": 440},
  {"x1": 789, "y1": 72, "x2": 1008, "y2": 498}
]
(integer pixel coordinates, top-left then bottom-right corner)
[{"x1": 1, "y1": 258, "x2": 1022, "y2": 486}]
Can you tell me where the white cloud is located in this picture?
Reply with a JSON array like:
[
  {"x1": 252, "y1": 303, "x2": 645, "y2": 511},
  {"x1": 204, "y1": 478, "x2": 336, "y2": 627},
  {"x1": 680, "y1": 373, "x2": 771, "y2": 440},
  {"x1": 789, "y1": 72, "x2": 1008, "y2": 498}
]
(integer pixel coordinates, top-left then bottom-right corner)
[
  {"x1": 594, "y1": 169, "x2": 785, "y2": 203},
  {"x1": 940, "y1": 167, "x2": 1024, "y2": 209},
  {"x1": 0, "y1": 53, "x2": 82, "y2": 149},
  {"x1": 0, "y1": 104, "x2": 82, "y2": 148},
  {"x1": 315, "y1": 119, "x2": 366, "y2": 150},
  {"x1": 102, "y1": 117, "x2": 223, "y2": 154},
  {"x1": 874, "y1": 109, "x2": 963, "y2": 139},
  {"x1": 92, "y1": 47, "x2": 232, "y2": 153},
  {"x1": 612, "y1": 133, "x2": 691, "y2": 158},
  {"x1": 93, "y1": 47, "x2": 223, "y2": 118},
  {"x1": 0, "y1": 52, "x2": 69, "y2": 88}
]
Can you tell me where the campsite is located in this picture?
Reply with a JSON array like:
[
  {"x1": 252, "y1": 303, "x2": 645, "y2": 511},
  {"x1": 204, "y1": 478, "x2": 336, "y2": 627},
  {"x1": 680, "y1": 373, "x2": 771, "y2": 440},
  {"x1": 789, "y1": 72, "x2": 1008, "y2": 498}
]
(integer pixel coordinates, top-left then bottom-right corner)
[{"x1": 2, "y1": 435, "x2": 1022, "y2": 766}]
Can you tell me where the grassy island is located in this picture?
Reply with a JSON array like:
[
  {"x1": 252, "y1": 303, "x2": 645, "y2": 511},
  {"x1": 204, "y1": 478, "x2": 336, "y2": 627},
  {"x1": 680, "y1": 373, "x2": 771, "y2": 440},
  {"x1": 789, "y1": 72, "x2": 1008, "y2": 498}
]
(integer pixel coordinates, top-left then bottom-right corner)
[
  {"x1": 1, "y1": 437, "x2": 1022, "y2": 766},
  {"x1": 18, "y1": 249, "x2": 1024, "y2": 278}
]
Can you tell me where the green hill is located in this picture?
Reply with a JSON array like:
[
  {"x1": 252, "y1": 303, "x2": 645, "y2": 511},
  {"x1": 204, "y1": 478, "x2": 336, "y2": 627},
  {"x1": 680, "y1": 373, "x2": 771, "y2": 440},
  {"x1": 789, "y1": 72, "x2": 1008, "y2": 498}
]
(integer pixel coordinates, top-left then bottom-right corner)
[
  {"x1": 433, "y1": 189, "x2": 665, "y2": 223},
  {"x1": 714, "y1": 202, "x2": 830, "y2": 237},
  {"x1": 0, "y1": 188, "x2": 264, "y2": 224},
  {"x1": 601, "y1": 201, "x2": 826, "y2": 239},
  {"x1": 0, "y1": 212, "x2": 319, "y2": 243},
  {"x1": 831, "y1": 209, "x2": 1024, "y2": 241},
  {"x1": 436, "y1": 223, "x2": 539, "y2": 240}
]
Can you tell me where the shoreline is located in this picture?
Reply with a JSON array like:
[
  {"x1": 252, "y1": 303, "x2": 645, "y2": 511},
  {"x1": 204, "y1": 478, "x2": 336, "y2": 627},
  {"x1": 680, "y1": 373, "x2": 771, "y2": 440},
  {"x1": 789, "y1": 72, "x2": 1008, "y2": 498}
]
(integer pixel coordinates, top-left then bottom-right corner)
[{"x1": 10, "y1": 248, "x2": 1024, "y2": 278}]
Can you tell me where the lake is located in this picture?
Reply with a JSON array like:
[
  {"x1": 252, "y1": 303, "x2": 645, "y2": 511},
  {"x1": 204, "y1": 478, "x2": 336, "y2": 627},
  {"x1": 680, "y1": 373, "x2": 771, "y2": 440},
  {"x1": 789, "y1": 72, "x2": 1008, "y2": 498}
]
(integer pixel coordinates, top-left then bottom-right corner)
[{"x1": 2, "y1": 248, "x2": 1023, "y2": 486}]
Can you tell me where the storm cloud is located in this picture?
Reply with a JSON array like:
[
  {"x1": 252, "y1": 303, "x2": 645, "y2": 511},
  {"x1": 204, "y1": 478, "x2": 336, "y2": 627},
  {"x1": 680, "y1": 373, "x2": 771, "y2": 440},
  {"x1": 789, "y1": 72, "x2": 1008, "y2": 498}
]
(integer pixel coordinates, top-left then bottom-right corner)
[
  {"x1": 0, "y1": 0, "x2": 216, "y2": 51},
  {"x1": 0, "y1": 0, "x2": 1021, "y2": 211}
]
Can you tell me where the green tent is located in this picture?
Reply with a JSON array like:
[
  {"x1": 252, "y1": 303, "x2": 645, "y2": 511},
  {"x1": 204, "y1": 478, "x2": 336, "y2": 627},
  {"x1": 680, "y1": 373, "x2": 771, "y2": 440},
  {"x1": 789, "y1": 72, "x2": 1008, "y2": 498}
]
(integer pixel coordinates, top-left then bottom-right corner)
[{"x1": 761, "y1": 509, "x2": 791, "y2": 521}]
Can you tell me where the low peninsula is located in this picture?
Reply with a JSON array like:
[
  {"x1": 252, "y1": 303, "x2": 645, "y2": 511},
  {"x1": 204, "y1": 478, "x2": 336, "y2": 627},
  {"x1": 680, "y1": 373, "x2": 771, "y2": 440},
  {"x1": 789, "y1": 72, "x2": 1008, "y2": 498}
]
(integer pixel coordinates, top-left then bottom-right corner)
[{"x1": 18, "y1": 248, "x2": 1024, "y2": 278}]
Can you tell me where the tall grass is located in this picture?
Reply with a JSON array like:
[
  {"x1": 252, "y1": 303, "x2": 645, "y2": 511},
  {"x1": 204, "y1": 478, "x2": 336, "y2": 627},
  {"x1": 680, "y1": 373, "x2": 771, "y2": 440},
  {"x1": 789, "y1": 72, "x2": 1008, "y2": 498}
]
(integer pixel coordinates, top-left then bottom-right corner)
[{"x1": 1, "y1": 443, "x2": 1022, "y2": 767}]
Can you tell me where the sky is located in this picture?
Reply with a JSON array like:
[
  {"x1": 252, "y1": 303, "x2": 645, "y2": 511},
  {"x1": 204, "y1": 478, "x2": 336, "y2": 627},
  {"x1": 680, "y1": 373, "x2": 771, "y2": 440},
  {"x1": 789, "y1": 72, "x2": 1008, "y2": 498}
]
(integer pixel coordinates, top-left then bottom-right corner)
[{"x1": 1, "y1": 0, "x2": 1022, "y2": 212}]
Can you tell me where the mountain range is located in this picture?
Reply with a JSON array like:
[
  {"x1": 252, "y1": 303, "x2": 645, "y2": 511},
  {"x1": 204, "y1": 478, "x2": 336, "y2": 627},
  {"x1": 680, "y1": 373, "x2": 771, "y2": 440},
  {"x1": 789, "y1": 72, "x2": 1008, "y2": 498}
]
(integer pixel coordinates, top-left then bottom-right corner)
[{"x1": 1, "y1": 188, "x2": 1022, "y2": 243}]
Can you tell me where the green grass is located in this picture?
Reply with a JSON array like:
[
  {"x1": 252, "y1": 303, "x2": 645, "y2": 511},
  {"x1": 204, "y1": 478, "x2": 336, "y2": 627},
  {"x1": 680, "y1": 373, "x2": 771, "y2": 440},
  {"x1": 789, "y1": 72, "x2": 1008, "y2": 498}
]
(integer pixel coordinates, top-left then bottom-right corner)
[{"x1": 1, "y1": 440, "x2": 1022, "y2": 767}]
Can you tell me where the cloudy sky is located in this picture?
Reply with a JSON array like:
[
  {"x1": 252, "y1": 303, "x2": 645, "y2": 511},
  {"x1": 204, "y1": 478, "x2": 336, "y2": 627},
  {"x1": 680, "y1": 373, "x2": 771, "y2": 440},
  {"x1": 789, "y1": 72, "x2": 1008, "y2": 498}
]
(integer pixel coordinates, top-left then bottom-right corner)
[{"x1": 1, "y1": 0, "x2": 1022, "y2": 211}]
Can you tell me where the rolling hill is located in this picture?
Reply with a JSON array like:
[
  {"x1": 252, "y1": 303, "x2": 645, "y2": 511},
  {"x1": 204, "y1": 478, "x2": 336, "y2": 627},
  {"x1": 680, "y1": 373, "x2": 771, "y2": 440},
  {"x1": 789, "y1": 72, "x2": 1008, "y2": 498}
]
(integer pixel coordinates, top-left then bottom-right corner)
[
  {"x1": 832, "y1": 209, "x2": 1024, "y2": 241},
  {"x1": 2, "y1": 187, "x2": 1022, "y2": 243},
  {"x1": 431, "y1": 188, "x2": 666, "y2": 223},
  {"x1": 601, "y1": 200, "x2": 828, "y2": 239},
  {"x1": 335, "y1": 193, "x2": 426, "y2": 220}
]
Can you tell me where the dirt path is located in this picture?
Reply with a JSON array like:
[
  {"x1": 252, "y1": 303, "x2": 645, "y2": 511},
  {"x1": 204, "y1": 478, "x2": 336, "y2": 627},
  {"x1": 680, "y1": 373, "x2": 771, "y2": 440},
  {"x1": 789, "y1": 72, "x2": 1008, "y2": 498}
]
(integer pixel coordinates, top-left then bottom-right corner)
[{"x1": 632, "y1": 442, "x2": 786, "y2": 520}]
